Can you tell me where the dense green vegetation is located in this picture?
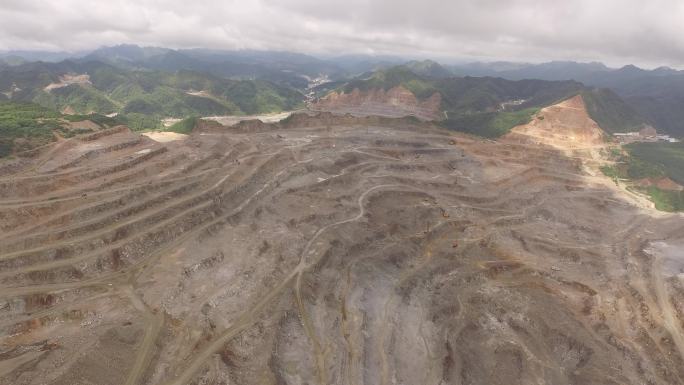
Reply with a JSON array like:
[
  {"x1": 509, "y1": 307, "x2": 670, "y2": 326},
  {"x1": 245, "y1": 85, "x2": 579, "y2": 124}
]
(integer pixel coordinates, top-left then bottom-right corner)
[
  {"x1": 343, "y1": 66, "x2": 437, "y2": 96},
  {"x1": 581, "y1": 88, "x2": 645, "y2": 133},
  {"x1": 0, "y1": 102, "x2": 60, "y2": 156},
  {"x1": 490, "y1": 108, "x2": 540, "y2": 135},
  {"x1": 340, "y1": 65, "x2": 586, "y2": 137},
  {"x1": 167, "y1": 116, "x2": 198, "y2": 134},
  {"x1": 645, "y1": 187, "x2": 684, "y2": 212},
  {"x1": 83, "y1": 44, "x2": 344, "y2": 90},
  {"x1": 338, "y1": 65, "x2": 652, "y2": 137},
  {"x1": 599, "y1": 146, "x2": 669, "y2": 181},
  {"x1": 0, "y1": 102, "x2": 131, "y2": 157},
  {"x1": 101, "y1": 69, "x2": 303, "y2": 119},
  {"x1": 33, "y1": 84, "x2": 118, "y2": 115},
  {"x1": 447, "y1": 60, "x2": 684, "y2": 138},
  {"x1": 599, "y1": 142, "x2": 684, "y2": 212},
  {"x1": 625, "y1": 142, "x2": 684, "y2": 185},
  {"x1": 0, "y1": 62, "x2": 305, "y2": 129},
  {"x1": 440, "y1": 108, "x2": 539, "y2": 138},
  {"x1": 625, "y1": 157, "x2": 665, "y2": 180},
  {"x1": 0, "y1": 60, "x2": 306, "y2": 157},
  {"x1": 118, "y1": 113, "x2": 163, "y2": 131},
  {"x1": 404, "y1": 60, "x2": 454, "y2": 79},
  {"x1": 62, "y1": 113, "x2": 122, "y2": 127},
  {"x1": 344, "y1": 66, "x2": 583, "y2": 114},
  {"x1": 599, "y1": 165, "x2": 621, "y2": 186}
]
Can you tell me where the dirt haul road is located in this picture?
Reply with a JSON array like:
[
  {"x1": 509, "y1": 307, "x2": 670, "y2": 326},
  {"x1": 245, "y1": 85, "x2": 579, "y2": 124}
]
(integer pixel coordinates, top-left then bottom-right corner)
[{"x1": 1, "y1": 100, "x2": 684, "y2": 385}]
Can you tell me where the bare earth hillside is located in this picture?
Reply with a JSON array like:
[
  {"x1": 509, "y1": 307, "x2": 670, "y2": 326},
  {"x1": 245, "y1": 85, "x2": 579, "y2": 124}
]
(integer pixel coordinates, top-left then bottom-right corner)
[
  {"x1": 1, "y1": 98, "x2": 684, "y2": 385},
  {"x1": 508, "y1": 95, "x2": 605, "y2": 150},
  {"x1": 311, "y1": 86, "x2": 442, "y2": 120}
]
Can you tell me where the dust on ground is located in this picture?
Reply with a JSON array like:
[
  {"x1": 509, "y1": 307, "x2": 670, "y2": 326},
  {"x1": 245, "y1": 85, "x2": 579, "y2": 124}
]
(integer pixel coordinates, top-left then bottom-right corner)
[
  {"x1": 203, "y1": 111, "x2": 295, "y2": 126},
  {"x1": 142, "y1": 132, "x2": 189, "y2": 143}
]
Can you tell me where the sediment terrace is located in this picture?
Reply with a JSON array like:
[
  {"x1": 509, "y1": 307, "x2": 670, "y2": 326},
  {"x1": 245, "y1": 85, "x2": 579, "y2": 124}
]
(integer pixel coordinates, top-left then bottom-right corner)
[{"x1": 1, "y1": 107, "x2": 684, "y2": 385}]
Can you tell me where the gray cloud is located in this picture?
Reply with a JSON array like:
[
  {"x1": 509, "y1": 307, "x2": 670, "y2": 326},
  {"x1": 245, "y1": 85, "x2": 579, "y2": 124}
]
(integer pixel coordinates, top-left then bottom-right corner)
[{"x1": 0, "y1": 0, "x2": 683, "y2": 67}]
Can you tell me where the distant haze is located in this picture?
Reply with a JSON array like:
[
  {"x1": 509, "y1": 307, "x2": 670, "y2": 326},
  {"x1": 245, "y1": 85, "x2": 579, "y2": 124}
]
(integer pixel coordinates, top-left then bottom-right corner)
[{"x1": 1, "y1": 0, "x2": 683, "y2": 68}]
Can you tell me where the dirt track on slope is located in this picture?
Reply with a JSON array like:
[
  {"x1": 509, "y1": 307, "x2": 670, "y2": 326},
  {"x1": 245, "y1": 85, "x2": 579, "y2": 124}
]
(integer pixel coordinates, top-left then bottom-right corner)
[{"x1": 1, "y1": 103, "x2": 684, "y2": 385}]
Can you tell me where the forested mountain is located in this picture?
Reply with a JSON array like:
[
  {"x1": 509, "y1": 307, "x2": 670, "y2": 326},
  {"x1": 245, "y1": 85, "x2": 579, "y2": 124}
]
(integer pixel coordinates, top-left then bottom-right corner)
[
  {"x1": 0, "y1": 60, "x2": 304, "y2": 129},
  {"x1": 323, "y1": 65, "x2": 645, "y2": 137},
  {"x1": 450, "y1": 61, "x2": 684, "y2": 137}
]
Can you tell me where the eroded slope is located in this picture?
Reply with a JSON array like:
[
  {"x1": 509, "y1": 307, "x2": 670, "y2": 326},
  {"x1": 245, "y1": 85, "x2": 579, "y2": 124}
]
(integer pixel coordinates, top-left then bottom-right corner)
[
  {"x1": 0, "y1": 102, "x2": 683, "y2": 385},
  {"x1": 310, "y1": 85, "x2": 442, "y2": 120},
  {"x1": 507, "y1": 95, "x2": 605, "y2": 150}
]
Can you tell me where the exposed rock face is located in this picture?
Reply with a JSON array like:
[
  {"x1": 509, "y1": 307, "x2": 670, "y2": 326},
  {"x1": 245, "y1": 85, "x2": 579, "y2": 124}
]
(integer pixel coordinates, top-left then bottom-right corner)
[
  {"x1": 636, "y1": 177, "x2": 684, "y2": 191},
  {"x1": 639, "y1": 125, "x2": 658, "y2": 137},
  {"x1": 311, "y1": 86, "x2": 442, "y2": 121},
  {"x1": 507, "y1": 95, "x2": 606, "y2": 150},
  {"x1": 44, "y1": 74, "x2": 92, "y2": 92},
  {"x1": 60, "y1": 105, "x2": 76, "y2": 115},
  {"x1": 2, "y1": 102, "x2": 684, "y2": 385}
]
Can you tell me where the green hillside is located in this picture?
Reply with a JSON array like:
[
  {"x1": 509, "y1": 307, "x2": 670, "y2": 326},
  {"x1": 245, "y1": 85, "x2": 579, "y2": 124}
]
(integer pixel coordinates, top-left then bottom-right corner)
[
  {"x1": 333, "y1": 65, "x2": 648, "y2": 137},
  {"x1": 600, "y1": 141, "x2": 684, "y2": 212},
  {"x1": 625, "y1": 142, "x2": 684, "y2": 185},
  {"x1": 581, "y1": 88, "x2": 645, "y2": 133},
  {"x1": 0, "y1": 101, "x2": 123, "y2": 157},
  {"x1": 339, "y1": 66, "x2": 584, "y2": 137},
  {"x1": 0, "y1": 102, "x2": 60, "y2": 157},
  {"x1": 441, "y1": 108, "x2": 540, "y2": 138},
  {"x1": 0, "y1": 62, "x2": 305, "y2": 130},
  {"x1": 33, "y1": 84, "x2": 119, "y2": 114},
  {"x1": 342, "y1": 66, "x2": 437, "y2": 97},
  {"x1": 167, "y1": 116, "x2": 198, "y2": 134}
]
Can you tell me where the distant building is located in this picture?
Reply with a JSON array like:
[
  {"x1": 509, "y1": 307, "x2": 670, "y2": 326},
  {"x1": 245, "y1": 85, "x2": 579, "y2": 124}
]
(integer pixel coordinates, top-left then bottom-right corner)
[
  {"x1": 639, "y1": 126, "x2": 658, "y2": 138},
  {"x1": 613, "y1": 128, "x2": 680, "y2": 144},
  {"x1": 656, "y1": 135, "x2": 680, "y2": 143}
]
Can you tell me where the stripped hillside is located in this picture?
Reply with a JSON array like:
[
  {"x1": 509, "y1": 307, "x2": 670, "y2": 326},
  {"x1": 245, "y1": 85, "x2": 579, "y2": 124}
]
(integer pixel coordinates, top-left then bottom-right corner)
[
  {"x1": 312, "y1": 65, "x2": 645, "y2": 137},
  {"x1": 1, "y1": 107, "x2": 684, "y2": 385},
  {"x1": 450, "y1": 60, "x2": 684, "y2": 137}
]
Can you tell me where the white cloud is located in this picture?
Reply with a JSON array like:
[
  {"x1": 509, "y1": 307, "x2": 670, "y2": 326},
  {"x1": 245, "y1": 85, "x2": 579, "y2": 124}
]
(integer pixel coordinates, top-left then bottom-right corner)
[{"x1": 1, "y1": 0, "x2": 683, "y2": 67}]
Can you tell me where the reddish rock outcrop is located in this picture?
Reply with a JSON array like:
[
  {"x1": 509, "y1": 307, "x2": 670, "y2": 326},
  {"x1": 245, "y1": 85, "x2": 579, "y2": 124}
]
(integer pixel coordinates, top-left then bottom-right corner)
[
  {"x1": 311, "y1": 86, "x2": 442, "y2": 121},
  {"x1": 636, "y1": 177, "x2": 684, "y2": 191}
]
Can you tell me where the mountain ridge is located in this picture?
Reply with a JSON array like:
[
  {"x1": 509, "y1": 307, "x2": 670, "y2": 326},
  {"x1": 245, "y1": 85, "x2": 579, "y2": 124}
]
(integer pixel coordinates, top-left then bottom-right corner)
[{"x1": 312, "y1": 64, "x2": 645, "y2": 137}]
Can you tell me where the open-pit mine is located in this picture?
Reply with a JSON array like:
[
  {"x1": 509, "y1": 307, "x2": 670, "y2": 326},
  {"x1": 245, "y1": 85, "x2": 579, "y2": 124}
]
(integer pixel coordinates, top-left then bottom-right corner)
[{"x1": 1, "y1": 98, "x2": 684, "y2": 385}]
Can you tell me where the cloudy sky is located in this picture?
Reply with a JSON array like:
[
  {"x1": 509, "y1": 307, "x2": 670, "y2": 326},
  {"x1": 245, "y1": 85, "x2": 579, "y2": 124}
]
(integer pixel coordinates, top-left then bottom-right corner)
[{"x1": 1, "y1": 0, "x2": 683, "y2": 67}]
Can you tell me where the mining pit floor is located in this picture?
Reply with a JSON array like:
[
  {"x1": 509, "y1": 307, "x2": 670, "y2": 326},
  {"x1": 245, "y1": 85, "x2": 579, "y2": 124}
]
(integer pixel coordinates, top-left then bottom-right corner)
[{"x1": 1, "y1": 100, "x2": 684, "y2": 385}]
